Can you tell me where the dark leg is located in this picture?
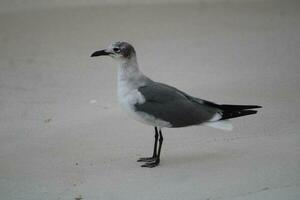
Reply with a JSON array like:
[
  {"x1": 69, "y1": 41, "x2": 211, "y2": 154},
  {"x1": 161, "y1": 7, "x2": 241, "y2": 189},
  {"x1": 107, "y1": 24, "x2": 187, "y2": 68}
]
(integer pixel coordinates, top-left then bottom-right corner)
[
  {"x1": 141, "y1": 128, "x2": 163, "y2": 168},
  {"x1": 152, "y1": 127, "x2": 159, "y2": 157},
  {"x1": 137, "y1": 127, "x2": 159, "y2": 162}
]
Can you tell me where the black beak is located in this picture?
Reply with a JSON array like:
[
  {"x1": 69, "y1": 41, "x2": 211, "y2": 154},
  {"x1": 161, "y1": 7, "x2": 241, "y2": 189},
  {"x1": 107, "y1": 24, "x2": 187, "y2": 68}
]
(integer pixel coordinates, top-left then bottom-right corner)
[{"x1": 91, "y1": 49, "x2": 110, "y2": 57}]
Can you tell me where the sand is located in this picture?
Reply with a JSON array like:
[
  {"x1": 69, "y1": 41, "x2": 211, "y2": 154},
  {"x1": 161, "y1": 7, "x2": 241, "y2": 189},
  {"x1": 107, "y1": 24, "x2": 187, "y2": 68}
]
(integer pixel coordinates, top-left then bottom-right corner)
[{"x1": 0, "y1": 1, "x2": 300, "y2": 199}]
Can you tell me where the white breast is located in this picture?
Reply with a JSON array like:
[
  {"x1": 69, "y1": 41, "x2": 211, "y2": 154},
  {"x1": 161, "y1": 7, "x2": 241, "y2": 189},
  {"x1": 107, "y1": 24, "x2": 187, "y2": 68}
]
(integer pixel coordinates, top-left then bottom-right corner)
[{"x1": 117, "y1": 83, "x2": 144, "y2": 115}]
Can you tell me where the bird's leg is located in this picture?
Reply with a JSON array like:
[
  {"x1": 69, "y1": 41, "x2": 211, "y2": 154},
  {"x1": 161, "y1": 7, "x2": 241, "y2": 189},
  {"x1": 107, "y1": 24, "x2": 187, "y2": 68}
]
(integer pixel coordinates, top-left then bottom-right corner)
[
  {"x1": 141, "y1": 128, "x2": 163, "y2": 168},
  {"x1": 137, "y1": 127, "x2": 159, "y2": 162}
]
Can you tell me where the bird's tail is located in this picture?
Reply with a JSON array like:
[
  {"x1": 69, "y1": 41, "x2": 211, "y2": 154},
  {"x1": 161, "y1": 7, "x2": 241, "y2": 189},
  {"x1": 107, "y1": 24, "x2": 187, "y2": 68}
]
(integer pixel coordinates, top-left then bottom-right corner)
[{"x1": 219, "y1": 104, "x2": 262, "y2": 120}]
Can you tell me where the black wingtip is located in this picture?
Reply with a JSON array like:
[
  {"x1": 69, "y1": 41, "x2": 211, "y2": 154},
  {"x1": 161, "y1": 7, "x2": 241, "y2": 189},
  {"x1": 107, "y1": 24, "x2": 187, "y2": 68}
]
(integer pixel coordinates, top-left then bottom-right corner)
[
  {"x1": 221, "y1": 109, "x2": 259, "y2": 120},
  {"x1": 220, "y1": 104, "x2": 262, "y2": 111}
]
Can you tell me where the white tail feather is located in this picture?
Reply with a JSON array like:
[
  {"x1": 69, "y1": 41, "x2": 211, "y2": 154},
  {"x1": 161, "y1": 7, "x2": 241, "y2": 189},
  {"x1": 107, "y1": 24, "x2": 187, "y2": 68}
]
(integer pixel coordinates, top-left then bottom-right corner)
[{"x1": 203, "y1": 120, "x2": 233, "y2": 131}]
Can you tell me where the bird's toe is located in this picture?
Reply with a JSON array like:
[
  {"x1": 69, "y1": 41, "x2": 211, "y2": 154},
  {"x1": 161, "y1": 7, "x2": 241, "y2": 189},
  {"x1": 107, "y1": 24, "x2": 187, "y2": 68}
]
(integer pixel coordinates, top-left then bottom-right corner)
[
  {"x1": 137, "y1": 156, "x2": 157, "y2": 162},
  {"x1": 140, "y1": 159, "x2": 160, "y2": 168}
]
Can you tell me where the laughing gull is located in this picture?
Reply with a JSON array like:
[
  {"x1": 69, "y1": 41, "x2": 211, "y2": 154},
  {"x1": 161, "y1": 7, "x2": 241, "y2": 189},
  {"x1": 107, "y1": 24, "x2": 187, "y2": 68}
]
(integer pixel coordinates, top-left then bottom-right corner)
[{"x1": 91, "y1": 41, "x2": 261, "y2": 168}]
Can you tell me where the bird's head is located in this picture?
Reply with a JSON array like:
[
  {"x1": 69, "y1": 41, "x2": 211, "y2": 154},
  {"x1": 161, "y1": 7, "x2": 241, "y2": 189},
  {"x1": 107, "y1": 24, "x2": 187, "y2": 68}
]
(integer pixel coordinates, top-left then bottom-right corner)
[{"x1": 91, "y1": 41, "x2": 136, "y2": 63}]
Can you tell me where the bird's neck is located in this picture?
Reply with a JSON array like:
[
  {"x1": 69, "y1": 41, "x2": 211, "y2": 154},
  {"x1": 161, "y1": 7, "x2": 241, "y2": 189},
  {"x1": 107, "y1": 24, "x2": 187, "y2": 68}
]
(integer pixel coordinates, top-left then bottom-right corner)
[{"x1": 117, "y1": 56, "x2": 145, "y2": 86}]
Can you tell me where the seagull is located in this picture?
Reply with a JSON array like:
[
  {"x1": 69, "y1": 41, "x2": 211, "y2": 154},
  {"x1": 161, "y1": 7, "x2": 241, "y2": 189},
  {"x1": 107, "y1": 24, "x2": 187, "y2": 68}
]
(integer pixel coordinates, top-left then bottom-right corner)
[{"x1": 91, "y1": 41, "x2": 261, "y2": 168}]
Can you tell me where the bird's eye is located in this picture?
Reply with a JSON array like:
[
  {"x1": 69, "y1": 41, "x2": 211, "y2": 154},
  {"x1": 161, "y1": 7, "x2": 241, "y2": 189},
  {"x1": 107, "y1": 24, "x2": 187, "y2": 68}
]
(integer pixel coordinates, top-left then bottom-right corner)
[{"x1": 113, "y1": 48, "x2": 120, "y2": 53}]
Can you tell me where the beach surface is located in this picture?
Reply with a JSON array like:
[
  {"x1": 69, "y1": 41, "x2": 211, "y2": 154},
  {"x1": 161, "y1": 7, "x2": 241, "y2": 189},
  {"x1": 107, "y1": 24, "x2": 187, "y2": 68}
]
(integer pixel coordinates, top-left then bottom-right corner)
[{"x1": 0, "y1": 1, "x2": 300, "y2": 199}]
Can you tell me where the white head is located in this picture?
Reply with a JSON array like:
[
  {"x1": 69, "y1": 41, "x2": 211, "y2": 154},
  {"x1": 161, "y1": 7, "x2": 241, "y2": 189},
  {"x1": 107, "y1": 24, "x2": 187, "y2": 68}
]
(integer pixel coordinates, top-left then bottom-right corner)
[{"x1": 91, "y1": 41, "x2": 136, "y2": 63}]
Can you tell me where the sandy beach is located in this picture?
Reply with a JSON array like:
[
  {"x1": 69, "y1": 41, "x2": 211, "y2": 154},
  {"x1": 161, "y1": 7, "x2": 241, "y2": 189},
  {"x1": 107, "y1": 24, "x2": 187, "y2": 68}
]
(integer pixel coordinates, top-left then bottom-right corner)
[{"x1": 0, "y1": 1, "x2": 300, "y2": 199}]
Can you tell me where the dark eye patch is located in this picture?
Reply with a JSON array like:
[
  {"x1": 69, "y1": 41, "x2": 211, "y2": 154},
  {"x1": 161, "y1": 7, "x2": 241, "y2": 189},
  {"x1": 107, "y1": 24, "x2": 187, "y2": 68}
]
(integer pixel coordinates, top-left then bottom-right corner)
[{"x1": 113, "y1": 47, "x2": 121, "y2": 53}]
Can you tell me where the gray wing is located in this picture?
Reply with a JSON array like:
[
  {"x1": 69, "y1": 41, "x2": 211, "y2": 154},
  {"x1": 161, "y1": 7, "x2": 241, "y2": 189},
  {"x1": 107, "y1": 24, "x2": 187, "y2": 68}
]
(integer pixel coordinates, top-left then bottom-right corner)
[{"x1": 135, "y1": 82, "x2": 221, "y2": 127}]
